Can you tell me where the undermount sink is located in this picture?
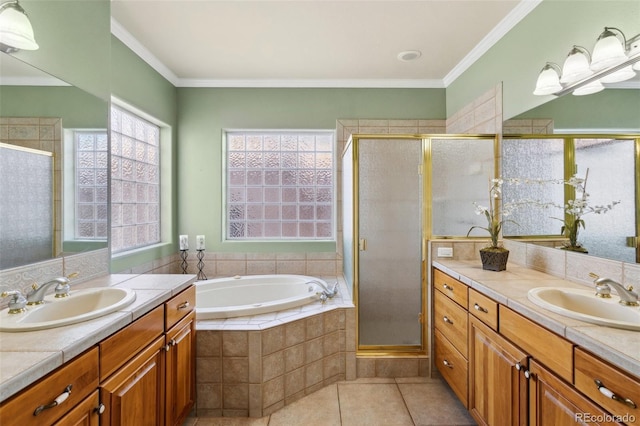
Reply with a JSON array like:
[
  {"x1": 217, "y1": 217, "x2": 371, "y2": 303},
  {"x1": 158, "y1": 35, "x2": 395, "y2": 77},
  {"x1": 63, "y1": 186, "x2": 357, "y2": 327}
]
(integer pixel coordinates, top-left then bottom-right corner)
[
  {"x1": 527, "y1": 287, "x2": 640, "y2": 331},
  {"x1": 0, "y1": 287, "x2": 136, "y2": 332}
]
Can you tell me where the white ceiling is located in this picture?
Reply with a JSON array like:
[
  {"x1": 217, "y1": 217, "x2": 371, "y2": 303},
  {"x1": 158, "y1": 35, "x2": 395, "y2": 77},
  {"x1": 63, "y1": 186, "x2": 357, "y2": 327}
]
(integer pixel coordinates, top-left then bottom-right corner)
[{"x1": 110, "y1": 0, "x2": 541, "y2": 88}]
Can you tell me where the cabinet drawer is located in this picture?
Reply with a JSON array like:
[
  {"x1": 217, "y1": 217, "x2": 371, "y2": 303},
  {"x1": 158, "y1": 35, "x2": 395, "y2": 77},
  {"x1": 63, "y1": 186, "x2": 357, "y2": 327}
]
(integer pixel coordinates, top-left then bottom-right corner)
[
  {"x1": 433, "y1": 269, "x2": 468, "y2": 308},
  {"x1": 0, "y1": 347, "x2": 99, "y2": 426},
  {"x1": 468, "y1": 289, "x2": 498, "y2": 331},
  {"x1": 574, "y1": 348, "x2": 640, "y2": 425},
  {"x1": 434, "y1": 289, "x2": 468, "y2": 357},
  {"x1": 434, "y1": 328, "x2": 468, "y2": 408},
  {"x1": 100, "y1": 305, "x2": 164, "y2": 381},
  {"x1": 165, "y1": 285, "x2": 195, "y2": 330},
  {"x1": 499, "y1": 306, "x2": 573, "y2": 382}
]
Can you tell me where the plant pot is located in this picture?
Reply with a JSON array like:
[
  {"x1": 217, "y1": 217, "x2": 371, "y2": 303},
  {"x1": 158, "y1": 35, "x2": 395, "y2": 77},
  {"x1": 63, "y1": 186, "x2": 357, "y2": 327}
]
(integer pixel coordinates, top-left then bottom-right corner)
[{"x1": 479, "y1": 248, "x2": 509, "y2": 272}]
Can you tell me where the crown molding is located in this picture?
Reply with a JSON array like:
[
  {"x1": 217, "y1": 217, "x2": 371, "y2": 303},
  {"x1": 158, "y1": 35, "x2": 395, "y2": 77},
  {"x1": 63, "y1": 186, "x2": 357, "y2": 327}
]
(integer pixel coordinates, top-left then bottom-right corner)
[
  {"x1": 0, "y1": 76, "x2": 70, "y2": 86},
  {"x1": 111, "y1": 17, "x2": 180, "y2": 86},
  {"x1": 443, "y1": 0, "x2": 542, "y2": 87},
  {"x1": 112, "y1": 1, "x2": 540, "y2": 89},
  {"x1": 178, "y1": 78, "x2": 445, "y2": 88}
]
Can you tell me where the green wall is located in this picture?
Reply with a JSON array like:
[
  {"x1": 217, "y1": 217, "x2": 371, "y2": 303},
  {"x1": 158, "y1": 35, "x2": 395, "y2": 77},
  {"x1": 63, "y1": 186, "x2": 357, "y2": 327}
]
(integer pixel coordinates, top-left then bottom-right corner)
[
  {"x1": 0, "y1": 86, "x2": 107, "y2": 128},
  {"x1": 176, "y1": 87, "x2": 444, "y2": 253},
  {"x1": 16, "y1": 0, "x2": 110, "y2": 100},
  {"x1": 110, "y1": 37, "x2": 179, "y2": 272},
  {"x1": 447, "y1": 0, "x2": 640, "y2": 123}
]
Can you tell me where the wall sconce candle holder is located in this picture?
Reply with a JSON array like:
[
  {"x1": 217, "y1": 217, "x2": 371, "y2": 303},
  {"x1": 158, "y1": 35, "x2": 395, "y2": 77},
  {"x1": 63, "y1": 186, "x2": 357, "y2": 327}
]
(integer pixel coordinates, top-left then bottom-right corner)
[
  {"x1": 180, "y1": 249, "x2": 188, "y2": 274},
  {"x1": 196, "y1": 249, "x2": 207, "y2": 281}
]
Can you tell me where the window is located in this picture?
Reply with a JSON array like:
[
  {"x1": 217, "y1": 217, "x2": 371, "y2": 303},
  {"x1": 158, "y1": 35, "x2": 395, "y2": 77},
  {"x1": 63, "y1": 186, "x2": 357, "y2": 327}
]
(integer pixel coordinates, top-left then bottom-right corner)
[
  {"x1": 110, "y1": 105, "x2": 161, "y2": 253},
  {"x1": 225, "y1": 130, "x2": 335, "y2": 240},
  {"x1": 74, "y1": 131, "x2": 109, "y2": 240}
]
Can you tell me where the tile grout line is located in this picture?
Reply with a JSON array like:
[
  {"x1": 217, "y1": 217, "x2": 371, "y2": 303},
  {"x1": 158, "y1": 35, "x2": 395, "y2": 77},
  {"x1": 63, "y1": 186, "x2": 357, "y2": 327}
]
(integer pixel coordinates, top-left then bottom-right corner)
[{"x1": 394, "y1": 379, "x2": 417, "y2": 426}]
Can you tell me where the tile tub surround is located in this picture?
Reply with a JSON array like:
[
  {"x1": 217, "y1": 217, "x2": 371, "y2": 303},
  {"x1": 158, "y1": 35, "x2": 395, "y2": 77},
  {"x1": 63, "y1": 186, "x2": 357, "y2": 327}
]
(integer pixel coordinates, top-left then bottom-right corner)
[
  {"x1": 432, "y1": 259, "x2": 640, "y2": 379},
  {"x1": 0, "y1": 273, "x2": 196, "y2": 402},
  {"x1": 195, "y1": 277, "x2": 355, "y2": 417}
]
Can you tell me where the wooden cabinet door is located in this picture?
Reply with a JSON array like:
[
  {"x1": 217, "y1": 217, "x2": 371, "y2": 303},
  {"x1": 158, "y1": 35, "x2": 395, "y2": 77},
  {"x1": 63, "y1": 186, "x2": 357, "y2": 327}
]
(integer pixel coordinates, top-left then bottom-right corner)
[
  {"x1": 53, "y1": 390, "x2": 100, "y2": 426},
  {"x1": 468, "y1": 315, "x2": 528, "y2": 426},
  {"x1": 100, "y1": 336, "x2": 166, "y2": 426},
  {"x1": 529, "y1": 359, "x2": 622, "y2": 426},
  {"x1": 165, "y1": 311, "x2": 195, "y2": 426}
]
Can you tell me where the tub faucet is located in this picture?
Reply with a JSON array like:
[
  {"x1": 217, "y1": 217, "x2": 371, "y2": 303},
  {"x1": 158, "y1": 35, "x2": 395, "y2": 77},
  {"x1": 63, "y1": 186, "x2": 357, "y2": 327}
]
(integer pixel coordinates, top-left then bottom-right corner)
[
  {"x1": 590, "y1": 273, "x2": 639, "y2": 307},
  {"x1": 307, "y1": 280, "x2": 339, "y2": 302},
  {"x1": 26, "y1": 277, "x2": 71, "y2": 305}
]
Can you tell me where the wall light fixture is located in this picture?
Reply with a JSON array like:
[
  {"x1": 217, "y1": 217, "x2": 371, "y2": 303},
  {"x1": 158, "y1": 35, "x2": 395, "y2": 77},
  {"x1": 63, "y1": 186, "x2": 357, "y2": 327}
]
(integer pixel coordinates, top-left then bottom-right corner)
[
  {"x1": 0, "y1": 0, "x2": 38, "y2": 53},
  {"x1": 534, "y1": 26, "x2": 640, "y2": 97}
]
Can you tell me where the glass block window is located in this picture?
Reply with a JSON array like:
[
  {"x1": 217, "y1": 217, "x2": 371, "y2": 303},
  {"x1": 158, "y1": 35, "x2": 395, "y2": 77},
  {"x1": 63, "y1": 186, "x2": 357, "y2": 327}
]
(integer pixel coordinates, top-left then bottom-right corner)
[
  {"x1": 74, "y1": 131, "x2": 108, "y2": 239},
  {"x1": 225, "y1": 130, "x2": 335, "y2": 240},
  {"x1": 110, "y1": 105, "x2": 161, "y2": 253}
]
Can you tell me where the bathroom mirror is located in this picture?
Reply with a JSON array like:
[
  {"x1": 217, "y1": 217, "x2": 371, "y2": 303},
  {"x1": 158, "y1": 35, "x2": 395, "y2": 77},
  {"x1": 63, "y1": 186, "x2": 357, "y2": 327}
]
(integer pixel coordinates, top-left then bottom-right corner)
[
  {"x1": 0, "y1": 53, "x2": 109, "y2": 270},
  {"x1": 502, "y1": 89, "x2": 640, "y2": 264}
]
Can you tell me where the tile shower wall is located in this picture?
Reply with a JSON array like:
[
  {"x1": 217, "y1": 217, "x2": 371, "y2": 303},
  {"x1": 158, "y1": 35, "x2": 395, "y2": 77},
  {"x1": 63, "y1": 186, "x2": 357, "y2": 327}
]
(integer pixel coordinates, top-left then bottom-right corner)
[
  {"x1": 503, "y1": 118, "x2": 554, "y2": 134},
  {"x1": 446, "y1": 85, "x2": 502, "y2": 134},
  {"x1": 195, "y1": 308, "x2": 354, "y2": 417}
]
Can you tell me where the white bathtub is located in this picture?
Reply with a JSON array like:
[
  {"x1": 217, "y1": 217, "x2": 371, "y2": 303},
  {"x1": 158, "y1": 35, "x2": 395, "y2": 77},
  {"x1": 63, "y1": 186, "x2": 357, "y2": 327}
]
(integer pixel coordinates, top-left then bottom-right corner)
[{"x1": 195, "y1": 274, "x2": 328, "y2": 319}]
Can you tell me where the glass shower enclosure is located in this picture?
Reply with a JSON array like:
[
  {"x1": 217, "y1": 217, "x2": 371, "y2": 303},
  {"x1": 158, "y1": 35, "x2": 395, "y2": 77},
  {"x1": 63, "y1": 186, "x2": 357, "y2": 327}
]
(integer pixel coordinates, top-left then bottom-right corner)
[{"x1": 343, "y1": 135, "x2": 425, "y2": 353}]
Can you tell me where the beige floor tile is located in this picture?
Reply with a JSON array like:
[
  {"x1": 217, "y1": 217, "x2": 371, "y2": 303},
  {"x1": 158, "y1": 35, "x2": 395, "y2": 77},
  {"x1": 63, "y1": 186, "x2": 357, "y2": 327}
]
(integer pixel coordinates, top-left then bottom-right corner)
[
  {"x1": 338, "y1": 383, "x2": 413, "y2": 426},
  {"x1": 269, "y1": 384, "x2": 341, "y2": 426},
  {"x1": 190, "y1": 417, "x2": 269, "y2": 426},
  {"x1": 398, "y1": 382, "x2": 476, "y2": 426}
]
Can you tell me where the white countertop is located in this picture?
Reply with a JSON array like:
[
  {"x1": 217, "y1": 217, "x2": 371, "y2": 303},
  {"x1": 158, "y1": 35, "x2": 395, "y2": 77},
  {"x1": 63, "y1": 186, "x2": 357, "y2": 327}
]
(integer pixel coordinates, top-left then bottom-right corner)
[
  {"x1": 433, "y1": 260, "x2": 640, "y2": 378},
  {"x1": 0, "y1": 273, "x2": 196, "y2": 402}
]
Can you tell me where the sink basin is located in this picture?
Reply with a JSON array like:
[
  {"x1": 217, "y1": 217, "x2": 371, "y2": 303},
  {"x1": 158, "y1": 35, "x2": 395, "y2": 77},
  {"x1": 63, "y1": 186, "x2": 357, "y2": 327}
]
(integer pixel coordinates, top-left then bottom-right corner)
[
  {"x1": 0, "y1": 287, "x2": 136, "y2": 332},
  {"x1": 527, "y1": 287, "x2": 640, "y2": 331}
]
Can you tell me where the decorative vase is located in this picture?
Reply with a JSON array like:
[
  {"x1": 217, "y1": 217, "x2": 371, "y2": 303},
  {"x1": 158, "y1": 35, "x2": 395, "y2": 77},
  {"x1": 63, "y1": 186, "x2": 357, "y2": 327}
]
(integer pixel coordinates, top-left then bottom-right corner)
[{"x1": 479, "y1": 248, "x2": 509, "y2": 272}]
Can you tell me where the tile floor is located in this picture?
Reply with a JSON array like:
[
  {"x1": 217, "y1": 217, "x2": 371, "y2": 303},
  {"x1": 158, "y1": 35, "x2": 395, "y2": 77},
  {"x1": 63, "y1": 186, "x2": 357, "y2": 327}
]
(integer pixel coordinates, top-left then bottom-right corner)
[{"x1": 183, "y1": 377, "x2": 476, "y2": 426}]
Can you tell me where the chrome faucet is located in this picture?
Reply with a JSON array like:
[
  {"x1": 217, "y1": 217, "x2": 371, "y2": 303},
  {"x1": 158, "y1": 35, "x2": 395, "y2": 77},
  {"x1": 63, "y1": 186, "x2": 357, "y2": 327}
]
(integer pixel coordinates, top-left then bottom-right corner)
[
  {"x1": 1, "y1": 290, "x2": 27, "y2": 314},
  {"x1": 307, "y1": 280, "x2": 339, "y2": 302},
  {"x1": 590, "y1": 273, "x2": 639, "y2": 307},
  {"x1": 26, "y1": 277, "x2": 71, "y2": 305}
]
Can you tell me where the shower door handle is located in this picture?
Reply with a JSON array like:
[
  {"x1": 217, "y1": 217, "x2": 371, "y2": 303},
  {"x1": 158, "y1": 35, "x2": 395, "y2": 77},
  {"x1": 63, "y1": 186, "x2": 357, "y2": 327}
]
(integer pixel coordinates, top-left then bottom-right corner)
[{"x1": 359, "y1": 239, "x2": 367, "y2": 251}]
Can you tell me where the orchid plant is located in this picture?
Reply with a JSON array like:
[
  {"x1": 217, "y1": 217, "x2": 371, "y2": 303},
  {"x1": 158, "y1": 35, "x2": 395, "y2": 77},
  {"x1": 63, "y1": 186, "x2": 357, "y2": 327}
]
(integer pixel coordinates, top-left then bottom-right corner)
[
  {"x1": 551, "y1": 169, "x2": 620, "y2": 252},
  {"x1": 466, "y1": 178, "x2": 515, "y2": 251}
]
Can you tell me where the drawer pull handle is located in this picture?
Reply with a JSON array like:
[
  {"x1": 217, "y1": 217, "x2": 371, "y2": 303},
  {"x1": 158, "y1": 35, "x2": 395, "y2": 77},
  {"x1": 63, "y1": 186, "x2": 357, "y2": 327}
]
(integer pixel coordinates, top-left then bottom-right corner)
[
  {"x1": 443, "y1": 284, "x2": 454, "y2": 291},
  {"x1": 515, "y1": 362, "x2": 522, "y2": 371},
  {"x1": 177, "y1": 301, "x2": 190, "y2": 310},
  {"x1": 595, "y1": 379, "x2": 637, "y2": 409},
  {"x1": 95, "y1": 403, "x2": 106, "y2": 415},
  {"x1": 33, "y1": 385, "x2": 72, "y2": 416},
  {"x1": 474, "y1": 303, "x2": 488, "y2": 313},
  {"x1": 443, "y1": 359, "x2": 454, "y2": 369},
  {"x1": 443, "y1": 315, "x2": 453, "y2": 325}
]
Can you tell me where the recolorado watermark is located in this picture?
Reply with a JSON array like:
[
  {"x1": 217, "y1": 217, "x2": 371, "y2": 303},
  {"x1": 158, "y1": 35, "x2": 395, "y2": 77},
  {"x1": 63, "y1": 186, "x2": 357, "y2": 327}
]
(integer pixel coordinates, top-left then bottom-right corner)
[{"x1": 575, "y1": 413, "x2": 636, "y2": 423}]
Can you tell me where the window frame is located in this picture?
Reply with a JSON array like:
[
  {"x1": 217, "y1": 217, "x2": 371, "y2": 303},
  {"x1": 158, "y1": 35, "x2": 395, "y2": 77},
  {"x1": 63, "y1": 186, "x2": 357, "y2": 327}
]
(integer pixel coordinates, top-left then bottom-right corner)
[{"x1": 222, "y1": 128, "x2": 337, "y2": 243}]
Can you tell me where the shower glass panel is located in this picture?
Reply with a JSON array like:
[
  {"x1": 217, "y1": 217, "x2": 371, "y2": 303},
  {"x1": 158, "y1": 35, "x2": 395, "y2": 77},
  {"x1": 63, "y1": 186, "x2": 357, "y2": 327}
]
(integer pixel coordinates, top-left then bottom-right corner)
[
  {"x1": 574, "y1": 138, "x2": 636, "y2": 263},
  {"x1": 342, "y1": 141, "x2": 354, "y2": 299},
  {"x1": 357, "y1": 138, "x2": 422, "y2": 348},
  {"x1": 431, "y1": 138, "x2": 495, "y2": 237},
  {"x1": 502, "y1": 138, "x2": 565, "y2": 236}
]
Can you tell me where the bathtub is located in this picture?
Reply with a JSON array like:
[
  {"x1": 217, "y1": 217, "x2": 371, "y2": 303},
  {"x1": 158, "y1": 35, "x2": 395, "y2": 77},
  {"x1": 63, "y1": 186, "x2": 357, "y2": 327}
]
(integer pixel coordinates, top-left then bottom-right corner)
[{"x1": 195, "y1": 274, "x2": 328, "y2": 319}]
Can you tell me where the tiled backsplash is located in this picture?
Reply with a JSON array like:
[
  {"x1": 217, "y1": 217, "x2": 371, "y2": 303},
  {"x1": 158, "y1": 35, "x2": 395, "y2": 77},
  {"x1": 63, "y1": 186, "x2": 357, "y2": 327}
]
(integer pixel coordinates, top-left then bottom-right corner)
[{"x1": 431, "y1": 239, "x2": 640, "y2": 289}]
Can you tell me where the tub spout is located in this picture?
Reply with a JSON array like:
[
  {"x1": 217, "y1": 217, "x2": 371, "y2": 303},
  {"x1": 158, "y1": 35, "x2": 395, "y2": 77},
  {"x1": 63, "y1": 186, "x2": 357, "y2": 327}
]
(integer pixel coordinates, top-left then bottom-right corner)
[{"x1": 307, "y1": 280, "x2": 338, "y2": 302}]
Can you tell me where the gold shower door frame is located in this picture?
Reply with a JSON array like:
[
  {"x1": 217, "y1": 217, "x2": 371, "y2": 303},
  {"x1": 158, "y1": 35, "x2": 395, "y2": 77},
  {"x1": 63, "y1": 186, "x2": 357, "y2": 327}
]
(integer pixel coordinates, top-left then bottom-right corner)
[{"x1": 345, "y1": 134, "x2": 499, "y2": 356}]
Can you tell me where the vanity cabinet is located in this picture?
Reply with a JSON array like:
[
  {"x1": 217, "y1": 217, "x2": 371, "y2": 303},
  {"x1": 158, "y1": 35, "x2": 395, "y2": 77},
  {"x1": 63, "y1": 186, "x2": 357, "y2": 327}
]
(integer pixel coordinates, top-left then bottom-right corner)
[
  {"x1": 433, "y1": 267, "x2": 640, "y2": 426},
  {"x1": 0, "y1": 282, "x2": 196, "y2": 426},
  {"x1": 164, "y1": 287, "x2": 196, "y2": 426},
  {"x1": 468, "y1": 313, "x2": 528, "y2": 425},
  {"x1": 528, "y1": 360, "x2": 620, "y2": 426},
  {"x1": 0, "y1": 347, "x2": 99, "y2": 426},
  {"x1": 433, "y1": 269, "x2": 469, "y2": 407},
  {"x1": 53, "y1": 390, "x2": 101, "y2": 426},
  {"x1": 101, "y1": 286, "x2": 196, "y2": 426}
]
